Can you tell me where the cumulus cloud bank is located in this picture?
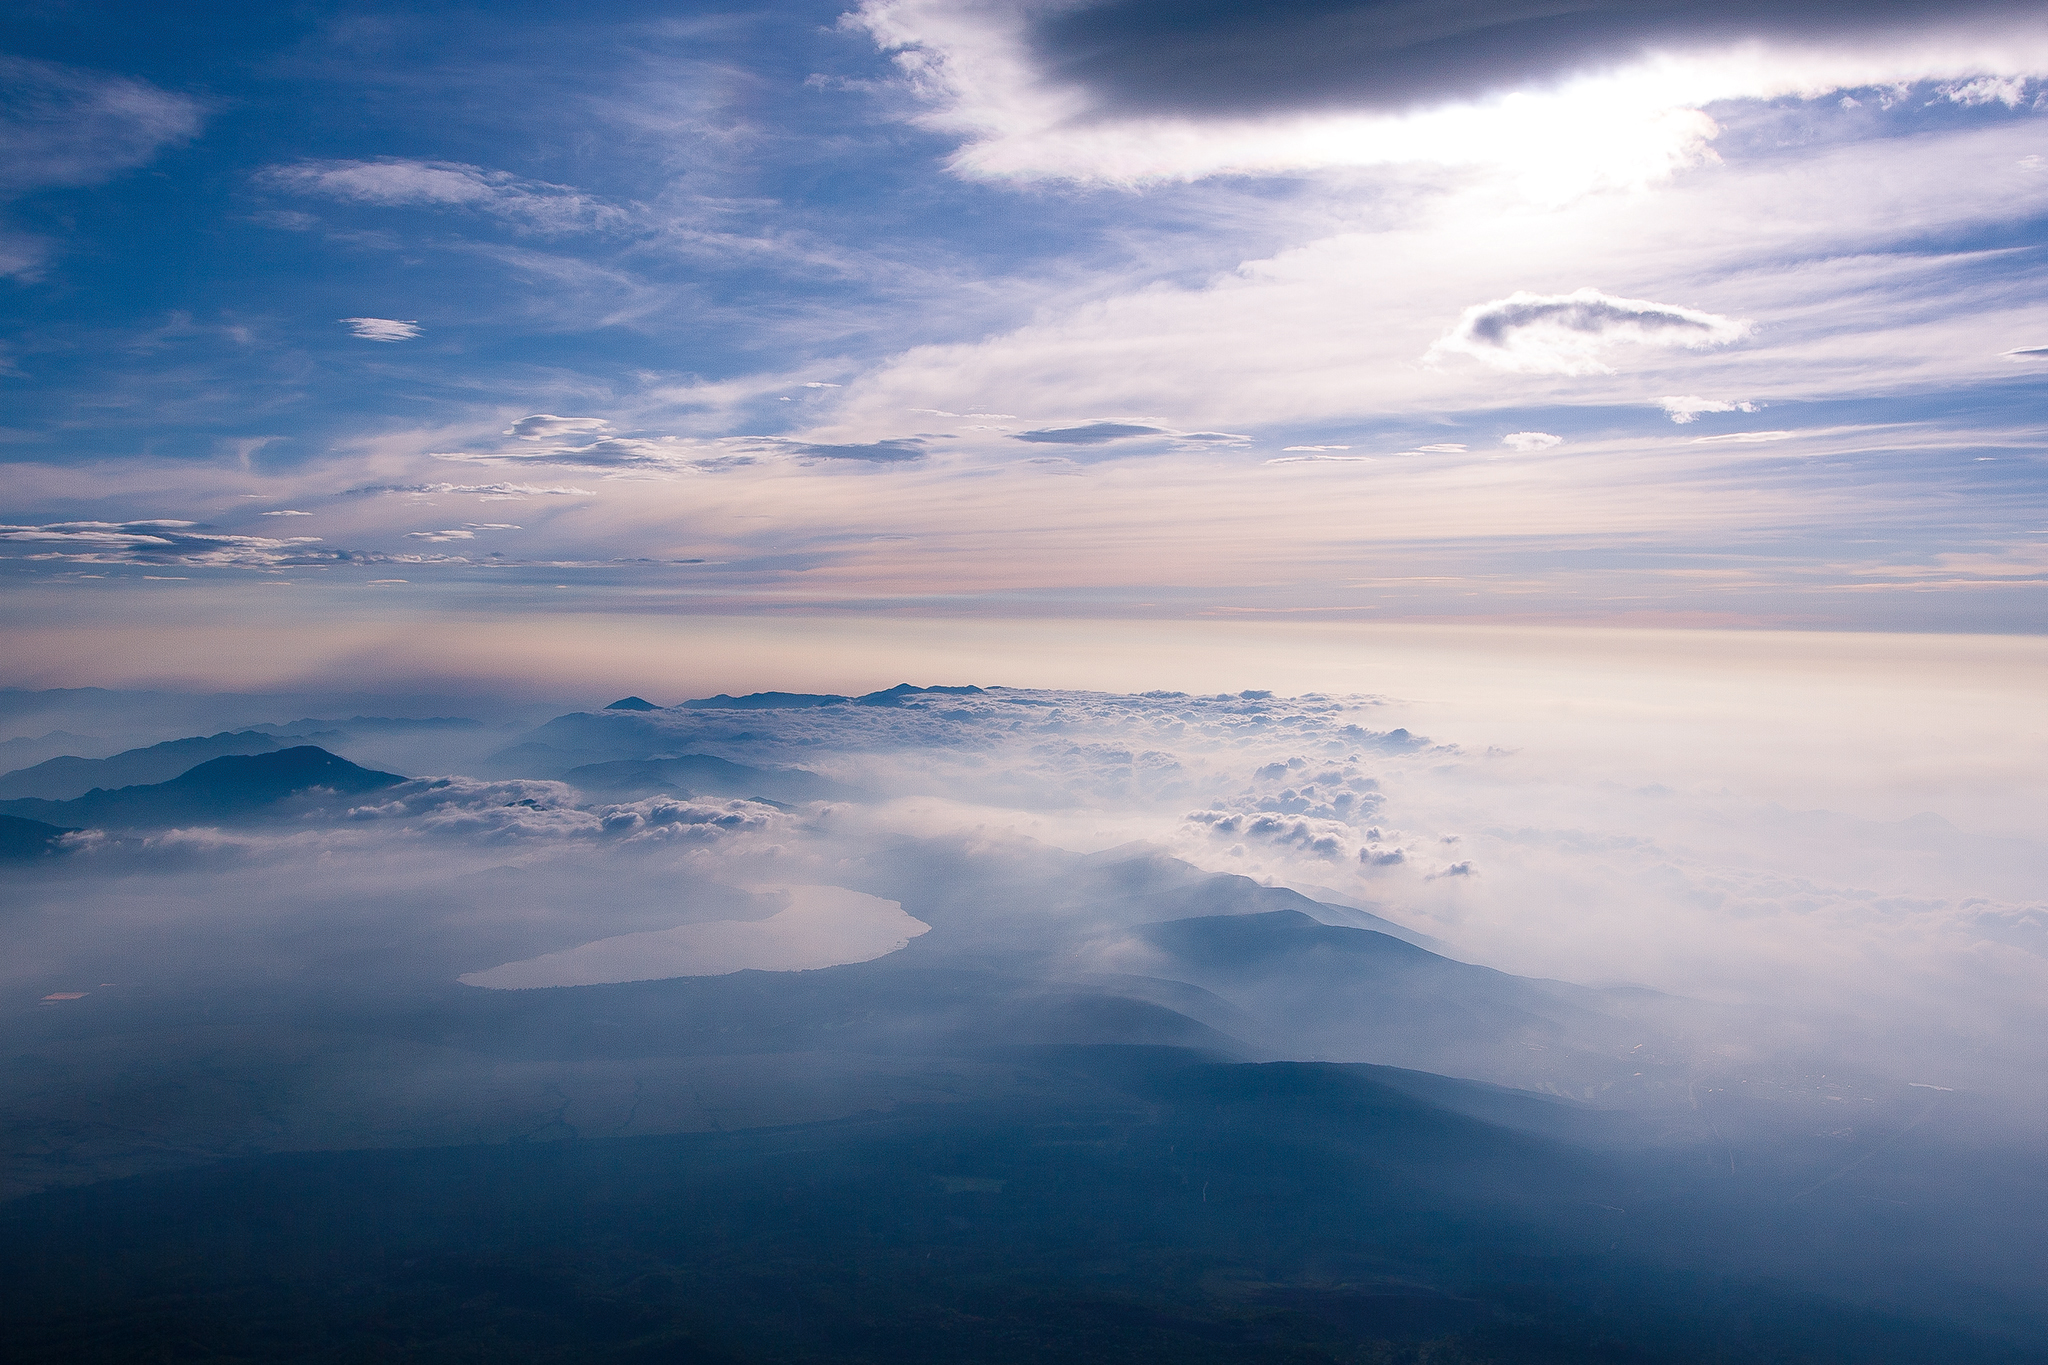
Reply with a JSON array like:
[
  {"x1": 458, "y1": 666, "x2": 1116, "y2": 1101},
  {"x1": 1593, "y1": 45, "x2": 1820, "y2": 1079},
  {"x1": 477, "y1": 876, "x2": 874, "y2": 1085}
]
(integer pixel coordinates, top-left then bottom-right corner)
[{"x1": 1427, "y1": 287, "x2": 1750, "y2": 375}]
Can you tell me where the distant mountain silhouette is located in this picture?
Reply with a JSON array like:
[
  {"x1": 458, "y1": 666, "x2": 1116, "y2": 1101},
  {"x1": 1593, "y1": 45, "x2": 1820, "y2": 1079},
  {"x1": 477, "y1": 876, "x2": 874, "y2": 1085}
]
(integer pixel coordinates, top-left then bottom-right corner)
[
  {"x1": 0, "y1": 814, "x2": 76, "y2": 860},
  {"x1": 562, "y1": 753, "x2": 868, "y2": 804},
  {"x1": 679, "y1": 691, "x2": 850, "y2": 709},
  {"x1": 0, "y1": 730, "x2": 286, "y2": 801},
  {"x1": 0, "y1": 747, "x2": 405, "y2": 830},
  {"x1": 604, "y1": 696, "x2": 661, "y2": 710},
  {"x1": 0, "y1": 731, "x2": 104, "y2": 769},
  {"x1": 855, "y1": 683, "x2": 986, "y2": 706}
]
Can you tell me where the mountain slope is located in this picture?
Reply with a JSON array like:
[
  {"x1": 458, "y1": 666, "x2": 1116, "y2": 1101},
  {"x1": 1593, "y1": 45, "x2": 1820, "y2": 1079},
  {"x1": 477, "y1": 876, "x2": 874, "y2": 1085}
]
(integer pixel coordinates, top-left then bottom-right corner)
[
  {"x1": 0, "y1": 731, "x2": 283, "y2": 801},
  {"x1": 0, "y1": 747, "x2": 405, "y2": 830},
  {"x1": 0, "y1": 814, "x2": 77, "y2": 860}
]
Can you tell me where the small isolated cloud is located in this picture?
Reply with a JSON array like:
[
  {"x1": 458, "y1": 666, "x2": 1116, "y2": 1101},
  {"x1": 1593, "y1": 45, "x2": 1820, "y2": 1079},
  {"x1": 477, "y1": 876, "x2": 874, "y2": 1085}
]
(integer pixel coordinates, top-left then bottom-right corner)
[
  {"x1": 407, "y1": 523, "x2": 519, "y2": 543},
  {"x1": 435, "y1": 437, "x2": 750, "y2": 472},
  {"x1": 1176, "y1": 431, "x2": 1252, "y2": 444},
  {"x1": 1690, "y1": 431, "x2": 1795, "y2": 444},
  {"x1": 260, "y1": 510, "x2": 314, "y2": 517},
  {"x1": 1501, "y1": 432, "x2": 1563, "y2": 451},
  {"x1": 264, "y1": 159, "x2": 625, "y2": 234},
  {"x1": 505, "y1": 414, "x2": 609, "y2": 440},
  {"x1": 346, "y1": 482, "x2": 595, "y2": 498},
  {"x1": 1427, "y1": 287, "x2": 1749, "y2": 375},
  {"x1": 803, "y1": 382, "x2": 842, "y2": 388},
  {"x1": 1267, "y1": 453, "x2": 1372, "y2": 465},
  {"x1": 1283, "y1": 445, "x2": 1350, "y2": 452},
  {"x1": 1659, "y1": 395, "x2": 1759, "y2": 424},
  {"x1": 1011, "y1": 422, "x2": 1167, "y2": 445},
  {"x1": 770, "y1": 437, "x2": 928, "y2": 463},
  {"x1": 1412, "y1": 443, "x2": 1466, "y2": 453},
  {"x1": 342, "y1": 318, "x2": 420, "y2": 342}
]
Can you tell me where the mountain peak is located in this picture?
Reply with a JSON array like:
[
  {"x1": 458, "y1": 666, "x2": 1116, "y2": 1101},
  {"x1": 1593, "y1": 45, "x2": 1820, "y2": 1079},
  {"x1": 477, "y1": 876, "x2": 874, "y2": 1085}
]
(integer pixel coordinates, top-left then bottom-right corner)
[{"x1": 604, "y1": 696, "x2": 661, "y2": 711}]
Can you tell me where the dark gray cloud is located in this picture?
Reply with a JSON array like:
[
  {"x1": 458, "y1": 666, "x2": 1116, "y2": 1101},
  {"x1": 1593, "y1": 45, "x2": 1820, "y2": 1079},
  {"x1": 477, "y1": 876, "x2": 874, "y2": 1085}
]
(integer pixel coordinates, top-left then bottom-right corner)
[
  {"x1": 1468, "y1": 293, "x2": 1724, "y2": 345},
  {"x1": 1429, "y1": 287, "x2": 1746, "y2": 373},
  {"x1": 1010, "y1": 422, "x2": 1167, "y2": 445},
  {"x1": 1028, "y1": 0, "x2": 2031, "y2": 118}
]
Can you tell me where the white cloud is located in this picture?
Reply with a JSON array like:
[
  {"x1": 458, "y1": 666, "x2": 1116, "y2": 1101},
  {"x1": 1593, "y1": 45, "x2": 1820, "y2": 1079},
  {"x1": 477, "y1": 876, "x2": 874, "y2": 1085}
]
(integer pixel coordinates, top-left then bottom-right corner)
[
  {"x1": 265, "y1": 159, "x2": 628, "y2": 234},
  {"x1": 1500, "y1": 432, "x2": 1563, "y2": 451},
  {"x1": 1427, "y1": 288, "x2": 1750, "y2": 376},
  {"x1": 1940, "y1": 75, "x2": 2032, "y2": 107},
  {"x1": 1659, "y1": 395, "x2": 1760, "y2": 423},
  {"x1": 846, "y1": 0, "x2": 2048, "y2": 193},
  {"x1": 1690, "y1": 430, "x2": 1796, "y2": 443},
  {"x1": 260, "y1": 510, "x2": 315, "y2": 517},
  {"x1": 341, "y1": 318, "x2": 422, "y2": 342},
  {"x1": 0, "y1": 57, "x2": 205, "y2": 279},
  {"x1": 431, "y1": 436, "x2": 759, "y2": 473},
  {"x1": 504, "y1": 414, "x2": 610, "y2": 440},
  {"x1": 406, "y1": 524, "x2": 519, "y2": 543},
  {"x1": 345, "y1": 482, "x2": 596, "y2": 497},
  {"x1": 0, "y1": 520, "x2": 351, "y2": 568}
]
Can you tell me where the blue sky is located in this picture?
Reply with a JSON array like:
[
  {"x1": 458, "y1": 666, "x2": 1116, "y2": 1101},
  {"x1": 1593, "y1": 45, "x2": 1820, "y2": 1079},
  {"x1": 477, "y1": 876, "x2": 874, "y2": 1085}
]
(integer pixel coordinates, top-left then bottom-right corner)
[{"x1": 4, "y1": 0, "x2": 2047, "y2": 672}]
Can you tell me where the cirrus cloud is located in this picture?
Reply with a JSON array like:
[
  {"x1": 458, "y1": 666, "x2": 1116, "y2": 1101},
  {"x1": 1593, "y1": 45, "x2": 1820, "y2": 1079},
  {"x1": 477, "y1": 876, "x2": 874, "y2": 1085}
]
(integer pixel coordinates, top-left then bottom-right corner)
[
  {"x1": 341, "y1": 318, "x2": 421, "y2": 342},
  {"x1": 265, "y1": 159, "x2": 628, "y2": 234}
]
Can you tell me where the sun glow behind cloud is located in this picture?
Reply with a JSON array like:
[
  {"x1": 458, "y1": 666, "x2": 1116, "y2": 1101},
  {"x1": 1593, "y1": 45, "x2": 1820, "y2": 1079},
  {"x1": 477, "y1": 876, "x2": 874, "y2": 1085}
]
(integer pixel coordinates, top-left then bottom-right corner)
[{"x1": 854, "y1": 1, "x2": 2048, "y2": 199}]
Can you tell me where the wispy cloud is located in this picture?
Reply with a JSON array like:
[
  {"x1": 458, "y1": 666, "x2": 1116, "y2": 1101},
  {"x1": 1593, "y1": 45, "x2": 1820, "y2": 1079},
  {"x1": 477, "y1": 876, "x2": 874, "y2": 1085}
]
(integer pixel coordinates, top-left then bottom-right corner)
[
  {"x1": 265, "y1": 159, "x2": 630, "y2": 234},
  {"x1": 1658, "y1": 395, "x2": 1760, "y2": 423},
  {"x1": 341, "y1": 318, "x2": 422, "y2": 342},
  {"x1": 0, "y1": 56, "x2": 205, "y2": 279},
  {"x1": 0, "y1": 520, "x2": 346, "y2": 568}
]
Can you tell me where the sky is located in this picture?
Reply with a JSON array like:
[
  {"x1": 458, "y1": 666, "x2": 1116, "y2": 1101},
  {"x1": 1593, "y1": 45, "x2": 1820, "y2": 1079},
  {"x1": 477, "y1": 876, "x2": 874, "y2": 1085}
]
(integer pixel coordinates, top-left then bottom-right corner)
[
  {"x1": 7, "y1": 4, "x2": 2048, "y2": 1292},
  {"x1": 2, "y1": 0, "x2": 2047, "y2": 670}
]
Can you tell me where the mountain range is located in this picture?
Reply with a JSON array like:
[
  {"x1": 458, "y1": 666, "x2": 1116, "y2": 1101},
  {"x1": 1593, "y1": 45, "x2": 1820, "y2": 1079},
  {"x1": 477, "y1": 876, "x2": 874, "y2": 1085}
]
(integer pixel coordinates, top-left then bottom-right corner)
[{"x1": 0, "y1": 747, "x2": 405, "y2": 830}]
